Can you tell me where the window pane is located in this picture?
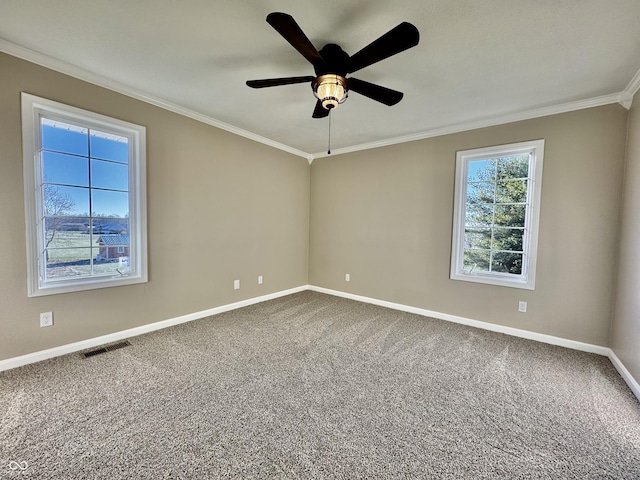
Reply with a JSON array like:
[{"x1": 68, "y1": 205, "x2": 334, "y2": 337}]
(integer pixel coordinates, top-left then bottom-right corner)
[
  {"x1": 45, "y1": 247, "x2": 92, "y2": 280},
  {"x1": 463, "y1": 249, "x2": 490, "y2": 272},
  {"x1": 493, "y1": 228, "x2": 524, "y2": 252},
  {"x1": 91, "y1": 190, "x2": 129, "y2": 218},
  {"x1": 496, "y1": 180, "x2": 527, "y2": 203},
  {"x1": 45, "y1": 225, "x2": 92, "y2": 248},
  {"x1": 41, "y1": 120, "x2": 88, "y2": 156},
  {"x1": 91, "y1": 159, "x2": 128, "y2": 191},
  {"x1": 464, "y1": 228, "x2": 492, "y2": 249},
  {"x1": 45, "y1": 216, "x2": 89, "y2": 234},
  {"x1": 467, "y1": 182, "x2": 495, "y2": 204},
  {"x1": 92, "y1": 219, "x2": 128, "y2": 234},
  {"x1": 93, "y1": 259, "x2": 128, "y2": 276},
  {"x1": 43, "y1": 185, "x2": 89, "y2": 217},
  {"x1": 90, "y1": 132, "x2": 128, "y2": 163},
  {"x1": 467, "y1": 159, "x2": 496, "y2": 182},
  {"x1": 42, "y1": 151, "x2": 89, "y2": 187},
  {"x1": 497, "y1": 155, "x2": 529, "y2": 180},
  {"x1": 95, "y1": 234, "x2": 130, "y2": 275},
  {"x1": 494, "y1": 204, "x2": 526, "y2": 227},
  {"x1": 465, "y1": 204, "x2": 494, "y2": 227},
  {"x1": 491, "y1": 252, "x2": 523, "y2": 275}
]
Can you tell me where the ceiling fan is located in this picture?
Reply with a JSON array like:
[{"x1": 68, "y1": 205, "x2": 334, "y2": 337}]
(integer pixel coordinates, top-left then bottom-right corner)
[{"x1": 246, "y1": 12, "x2": 420, "y2": 118}]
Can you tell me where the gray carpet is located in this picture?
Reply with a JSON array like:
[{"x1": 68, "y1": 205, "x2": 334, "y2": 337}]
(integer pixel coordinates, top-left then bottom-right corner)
[{"x1": 1, "y1": 291, "x2": 639, "y2": 479}]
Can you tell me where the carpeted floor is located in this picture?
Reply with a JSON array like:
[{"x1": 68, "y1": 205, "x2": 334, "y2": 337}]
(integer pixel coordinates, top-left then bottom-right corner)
[{"x1": 1, "y1": 291, "x2": 639, "y2": 479}]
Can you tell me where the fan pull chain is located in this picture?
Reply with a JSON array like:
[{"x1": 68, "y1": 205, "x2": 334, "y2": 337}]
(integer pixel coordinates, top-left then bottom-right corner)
[{"x1": 327, "y1": 109, "x2": 332, "y2": 155}]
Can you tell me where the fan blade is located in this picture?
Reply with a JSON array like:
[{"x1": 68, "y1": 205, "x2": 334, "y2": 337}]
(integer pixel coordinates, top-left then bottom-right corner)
[
  {"x1": 312, "y1": 100, "x2": 330, "y2": 118},
  {"x1": 246, "y1": 76, "x2": 315, "y2": 88},
  {"x1": 348, "y1": 78, "x2": 404, "y2": 106},
  {"x1": 266, "y1": 12, "x2": 327, "y2": 70},
  {"x1": 348, "y1": 22, "x2": 419, "y2": 73}
]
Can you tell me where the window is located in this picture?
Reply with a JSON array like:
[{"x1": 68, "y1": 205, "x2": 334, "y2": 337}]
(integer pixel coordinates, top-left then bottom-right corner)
[
  {"x1": 450, "y1": 140, "x2": 544, "y2": 289},
  {"x1": 22, "y1": 93, "x2": 147, "y2": 296}
]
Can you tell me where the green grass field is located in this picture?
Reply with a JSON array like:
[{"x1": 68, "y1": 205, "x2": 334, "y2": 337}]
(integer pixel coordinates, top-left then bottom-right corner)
[
  {"x1": 46, "y1": 231, "x2": 92, "y2": 262},
  {"x1": 46, "y1": 231, "x2": 127, "y2": 278}
]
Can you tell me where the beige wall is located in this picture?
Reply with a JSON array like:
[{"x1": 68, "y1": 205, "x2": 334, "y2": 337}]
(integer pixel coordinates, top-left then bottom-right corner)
[
  {"x1": 1, "y1": 50, "x2": 634, "y2": 365},
  {"x1": 0, "y1": 53, "x2": 310, "y2": 361},
  {"x1": 310, "y1": 105, "x2": 628, "y2": 346},
  {"x1": 611, "y1": 90, "x2": 640, "y2": 381}
]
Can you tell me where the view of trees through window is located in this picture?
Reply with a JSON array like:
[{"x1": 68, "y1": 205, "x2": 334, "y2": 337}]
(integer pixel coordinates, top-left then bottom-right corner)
[
  {"x1": 41, "y1": 118, "x2": 130, "y2": 281},
  {"x1": 463, "y1": 154, "x2": 530, "y2": 276}
]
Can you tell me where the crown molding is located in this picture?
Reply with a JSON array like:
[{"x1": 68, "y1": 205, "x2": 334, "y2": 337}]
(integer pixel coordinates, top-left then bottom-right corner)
[
  {"x1": 310, "y1": 93, "x2": 624, "y2": 159},
  {"x1": 0, "y1": 39, "x2": 310, "y2": 161},
  {"x1": 2, "y1": 38, "x2": 637, "y2": 164},
  {"x1": 620, "y1": 66, "x2": 640, "y2": 109}
]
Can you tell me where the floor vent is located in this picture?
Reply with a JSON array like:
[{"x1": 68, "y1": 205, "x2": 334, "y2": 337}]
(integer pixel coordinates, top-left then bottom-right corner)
[{"x1": 81, "y1": 340, "x2": 132, "y2": 358}]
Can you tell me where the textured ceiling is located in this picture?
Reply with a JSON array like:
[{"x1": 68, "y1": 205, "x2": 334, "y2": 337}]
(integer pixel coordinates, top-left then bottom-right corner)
[{"x1": 1, "y1": 1, "x2": 640, "y2": 158}]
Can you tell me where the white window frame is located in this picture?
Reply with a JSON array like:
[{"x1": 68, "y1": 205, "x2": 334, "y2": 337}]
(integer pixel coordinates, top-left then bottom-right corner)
[
  {"x1": 450, "y1": 140, "x2": 544, "y2": 290},
  {"x1": 22, "y1": 93, "x2": 147, "y2": 297}
]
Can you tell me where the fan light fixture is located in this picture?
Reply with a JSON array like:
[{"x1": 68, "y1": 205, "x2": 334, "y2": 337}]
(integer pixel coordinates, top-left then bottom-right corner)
[{"x1": 313, "y1": 74, "x2": 349, "y2": 110}]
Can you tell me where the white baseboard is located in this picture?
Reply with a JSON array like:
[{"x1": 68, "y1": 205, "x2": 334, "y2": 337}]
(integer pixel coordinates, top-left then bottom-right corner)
[
  {"x1": 3, "y1": 284, "x2": 639, "y2": 403},
  {"x1": 0, "y1": 285, "x2": 307, "y2": 372},
  {"x1": 608, "y1": 350, "x2": 640, "y2": 401},
  {"x1": 308, "y1": 285, "x2": 610, "y2": 356},
  {"x1": 309, "y1": 285, "x2": 640, "y2": 401}
]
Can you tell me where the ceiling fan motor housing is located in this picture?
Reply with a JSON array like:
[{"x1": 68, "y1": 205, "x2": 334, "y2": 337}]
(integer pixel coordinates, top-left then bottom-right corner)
[{"x1": 315, "y1": 44, "x2": 351, "y2": 76}]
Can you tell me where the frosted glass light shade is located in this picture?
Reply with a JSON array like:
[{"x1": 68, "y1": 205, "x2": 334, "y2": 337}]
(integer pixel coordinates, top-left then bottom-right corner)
[{"x1": 313, "y1": 74, "x2": 348, "y2": 110}]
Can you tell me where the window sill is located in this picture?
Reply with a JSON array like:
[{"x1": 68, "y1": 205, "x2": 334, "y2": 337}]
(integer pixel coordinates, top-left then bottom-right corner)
[
  {"x1": 28, "y1": 273, "x2": 147, "y2": 297},
  {"x1": 450, "y1": 271, "x2": 534, "y2": 290}
]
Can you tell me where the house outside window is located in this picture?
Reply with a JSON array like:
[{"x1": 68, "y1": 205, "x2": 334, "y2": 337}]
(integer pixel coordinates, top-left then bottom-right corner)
[
  {"x1": 22, "y1": 93, "x2": 147, "y2": 296},
  {"x1": 450, "y1": 140, "x2": 544, "y2": 290}
]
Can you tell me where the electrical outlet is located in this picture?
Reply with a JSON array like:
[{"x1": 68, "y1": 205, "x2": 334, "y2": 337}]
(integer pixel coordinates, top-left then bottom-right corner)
[
  {"x1": 345, "y1": 273, "x2": 350, "y2": 282},
  {"x1": 258, "y1": 275, "x2": 263, "y2": 285},
  {"x1": 518, "y1": 301, "x2": 527, "y2": 313},
  {"x1": 40, "y1": 311, "x2": 53, "y2": 327},
  {"x1": 234, "y1": 279, "x2": 240, "y2": 290}
]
